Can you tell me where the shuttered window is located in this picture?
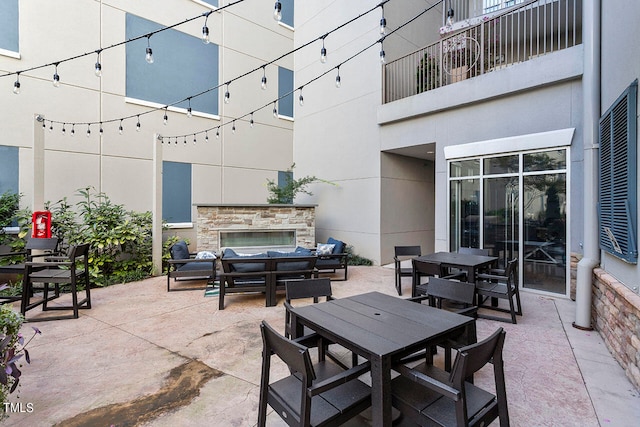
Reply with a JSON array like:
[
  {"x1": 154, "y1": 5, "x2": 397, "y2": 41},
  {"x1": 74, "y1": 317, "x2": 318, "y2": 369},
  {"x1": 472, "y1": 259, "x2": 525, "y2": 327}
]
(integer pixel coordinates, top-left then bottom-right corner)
[{"x1": 598, "y1": 80, "x2": 638, "y2": 263}]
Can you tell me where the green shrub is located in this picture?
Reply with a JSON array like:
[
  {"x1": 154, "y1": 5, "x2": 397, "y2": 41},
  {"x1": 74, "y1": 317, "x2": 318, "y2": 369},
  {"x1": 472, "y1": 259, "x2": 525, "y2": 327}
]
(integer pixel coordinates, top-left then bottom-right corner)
[{"x1": 345, "y1": 245, "x2": 373, "y2": 266}]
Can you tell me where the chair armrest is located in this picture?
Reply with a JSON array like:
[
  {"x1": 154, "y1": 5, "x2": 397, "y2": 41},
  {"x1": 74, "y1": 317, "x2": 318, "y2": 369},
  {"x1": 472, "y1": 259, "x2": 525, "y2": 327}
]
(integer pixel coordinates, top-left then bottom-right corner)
[
  {"x1": 406, "y1": 295, "x2": 430, "y2": 304},
  {"x1": 476, "y1": 273, "x2": 506, "y2": 281},
  {"x1": 395, "y1": 364, "x2": 460, "y2": 401},
  {"x1": 26, "y1": 260, "x2": 73, "y2": 267},
  {"x1": 455, "y1": 306, "x2": 478, "y2": 318},
  {"x1": 168, "y1": 258, "x2": 215, "y2": 265},
  {"x1": 0, "y1": 250, "x2": 27, "y2": 258},
  {"x1": 308, "y1": 361, "x2": 371, "y2": 396}
]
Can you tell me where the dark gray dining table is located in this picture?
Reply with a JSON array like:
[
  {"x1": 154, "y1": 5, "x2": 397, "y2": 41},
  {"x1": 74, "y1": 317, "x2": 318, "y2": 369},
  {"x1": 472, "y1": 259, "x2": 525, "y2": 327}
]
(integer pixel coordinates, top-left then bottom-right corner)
[
  {"x1": 414, "y1": 251, "x2": 498, "y2": 283},
  {"x1": 289, "y1": 291, "x2": 474, "y2": 427}
]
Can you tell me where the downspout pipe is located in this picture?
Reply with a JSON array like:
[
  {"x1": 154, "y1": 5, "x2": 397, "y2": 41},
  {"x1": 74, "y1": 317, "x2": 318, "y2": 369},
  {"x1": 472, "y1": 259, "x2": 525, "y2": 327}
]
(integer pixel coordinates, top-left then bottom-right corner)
[{"x1": 574, "y1": 0, "x2": 601, "y2": 330}]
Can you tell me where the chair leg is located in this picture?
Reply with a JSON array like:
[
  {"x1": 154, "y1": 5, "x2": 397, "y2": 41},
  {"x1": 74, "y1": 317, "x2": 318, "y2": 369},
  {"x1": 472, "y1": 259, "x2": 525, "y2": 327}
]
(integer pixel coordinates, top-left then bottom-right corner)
[{"x1": 508, "y1": 294, "x2": 517, "y2": 324}]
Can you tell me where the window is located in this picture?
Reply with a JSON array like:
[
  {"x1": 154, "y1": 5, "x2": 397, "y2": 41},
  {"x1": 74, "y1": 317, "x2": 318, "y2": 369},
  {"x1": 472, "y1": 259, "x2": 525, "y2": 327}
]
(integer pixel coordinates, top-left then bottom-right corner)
[
  {"x1": 0, "y1": 0, "x2": 19, "y2": 54},
  {"x1": 163, "y1": 161, "x2": 192, "y2": 224},
  {"x1": 598, "y1": 80, "x2": 638, "y2": 263},
  {"x1": 278, "y1": 67, "x2": 294, "y2": 118},
  {"x1": 126, "y1": 14, "x2": 219, "y2": 115},
  {"x1": 0, "y1": 146, "x2": 19, "y2": 196},
  {"x1": 192, "y1": 0, "x2": 218, "y2": 7},
  {"x1": 280, "y1": 0, "x2": 294, "y2": 28}
]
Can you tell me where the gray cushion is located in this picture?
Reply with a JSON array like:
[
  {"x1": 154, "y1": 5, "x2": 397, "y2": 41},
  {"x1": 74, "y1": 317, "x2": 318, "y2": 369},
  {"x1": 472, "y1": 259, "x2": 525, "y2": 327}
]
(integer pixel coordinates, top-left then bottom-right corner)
[
  {"x1": 170, "y1": 241, "x2": 190, "y2": 260},
  {"x1": 223, "y1": 248, "x2": 268, "y2": 273},
  {"x1": 267, "y1": 251, "x2": 312, "y2": 271},
  {"x1": 327, "y1": 237, "x2": 345, "y2": 254}
]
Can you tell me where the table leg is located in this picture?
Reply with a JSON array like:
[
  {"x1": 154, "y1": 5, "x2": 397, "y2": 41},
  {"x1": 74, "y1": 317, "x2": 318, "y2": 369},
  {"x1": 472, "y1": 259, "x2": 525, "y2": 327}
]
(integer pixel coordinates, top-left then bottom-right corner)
[{"x1": 370, "y1": 356, "x2": 392, "y2": 427}]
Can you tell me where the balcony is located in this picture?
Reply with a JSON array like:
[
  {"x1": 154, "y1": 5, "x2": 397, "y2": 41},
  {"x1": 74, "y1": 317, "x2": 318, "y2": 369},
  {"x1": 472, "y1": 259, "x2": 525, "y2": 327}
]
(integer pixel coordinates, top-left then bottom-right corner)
[{"x1": 383, "y1": 0, "x2": 582, "y2": 104}]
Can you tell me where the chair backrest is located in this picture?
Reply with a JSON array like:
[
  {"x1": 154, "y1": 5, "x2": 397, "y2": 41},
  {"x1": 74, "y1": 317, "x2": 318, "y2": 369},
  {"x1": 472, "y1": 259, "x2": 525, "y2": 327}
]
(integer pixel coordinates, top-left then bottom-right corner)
[
  {"x1": 458, "y1": 247, "x2": 490, "y2": 256},
  {"x1": 450, "y1": 327, "x2": 506, "y2": 386},
  {"x1": 503, "y1": 258, "x2": 518, "y2": 284},
  {"x1": 169, "y1": 240, "x2": 190, "y2": 261},
  {"x1": 426, "y1": 277, "x2": 476, "y2": 307},
  {"x1": 260, "y1": 320, "x2": 315, "y2": 385},
  {"x1": 412, "y1": 258, "x2": 445, "y2": 277},
  {"x1": 25, "y1": 236, "x2": 60, "y2": 253},
  {"x1": 395, "y1": 245, "x2": 421, "y2": 258},
  {"x1": 285, "y1": 278, "x2": 332, "y2": 303}
]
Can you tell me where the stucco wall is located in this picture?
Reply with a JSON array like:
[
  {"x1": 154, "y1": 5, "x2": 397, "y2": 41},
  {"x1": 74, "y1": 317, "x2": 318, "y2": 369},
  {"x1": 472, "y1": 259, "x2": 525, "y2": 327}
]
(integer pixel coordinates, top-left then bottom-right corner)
[{"x1": 592, "y1": 268, "x2": 640, "y2": 390}]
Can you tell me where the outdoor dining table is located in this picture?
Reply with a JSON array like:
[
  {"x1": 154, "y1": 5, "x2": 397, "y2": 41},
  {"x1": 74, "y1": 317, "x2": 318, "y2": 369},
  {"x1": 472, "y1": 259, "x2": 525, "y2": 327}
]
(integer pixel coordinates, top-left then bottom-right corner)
[
  {"x1": 413, "y1": 251, "x2": 498, "y2": 283},
  {"x1": 288, "y1": 291, "x2": 474, "y2": 427}
]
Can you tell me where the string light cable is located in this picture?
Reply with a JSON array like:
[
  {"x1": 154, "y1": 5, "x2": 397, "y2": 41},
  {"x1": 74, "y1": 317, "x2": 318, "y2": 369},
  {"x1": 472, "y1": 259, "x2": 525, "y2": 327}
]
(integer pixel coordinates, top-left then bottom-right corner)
[{"x1": 160, "y1": 0, "x2": 444, "y2": 144}]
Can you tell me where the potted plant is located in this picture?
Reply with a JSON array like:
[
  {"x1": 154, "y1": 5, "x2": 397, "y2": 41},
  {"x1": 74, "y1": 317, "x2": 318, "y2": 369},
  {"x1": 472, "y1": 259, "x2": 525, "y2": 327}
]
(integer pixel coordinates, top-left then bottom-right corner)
[{"x1": 0, "y1": 300, "x2": 40, "y2": 418}]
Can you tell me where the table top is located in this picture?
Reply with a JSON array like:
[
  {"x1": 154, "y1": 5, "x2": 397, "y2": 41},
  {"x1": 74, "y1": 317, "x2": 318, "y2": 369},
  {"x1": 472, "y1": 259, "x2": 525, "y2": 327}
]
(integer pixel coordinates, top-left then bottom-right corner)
[
  {"x1": 415, "y1": 252, "x2": 497, "y2": 268},
  {"x1": 290, "y1": 291, "x2": 473, "y2": 358}
]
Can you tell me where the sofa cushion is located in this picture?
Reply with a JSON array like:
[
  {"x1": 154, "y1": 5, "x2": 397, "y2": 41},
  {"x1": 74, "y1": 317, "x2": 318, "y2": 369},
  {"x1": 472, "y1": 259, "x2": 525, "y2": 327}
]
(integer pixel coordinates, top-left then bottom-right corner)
[
  {"x1": 327, "y1": 237, "x2": 345, "y2": 254},
  {"x1": 316, "y1": 243, "x2": 335, "y2": 256},
  {"x1": 223, "y1": 248, "x2": 268, "y2": 272},
  {"x1": 177, "y1": 261, "x2": 214, "y2": 273},
  {"x1": 268, "y1": 251, "x2": 313, "y2": 271},
  {"x1": 170, "y1": 241, "x2": 190, "y2": 260},
  {"x1": 295, "y1": 246, "x2": 314, "y2": 256}
]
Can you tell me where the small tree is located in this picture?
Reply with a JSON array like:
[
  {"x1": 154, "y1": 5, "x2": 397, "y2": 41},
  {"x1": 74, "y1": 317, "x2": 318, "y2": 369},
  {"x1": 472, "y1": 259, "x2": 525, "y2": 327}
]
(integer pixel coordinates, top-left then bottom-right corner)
[{"x1": 266, "y1": 164, "x2": 334, "y2": 204}]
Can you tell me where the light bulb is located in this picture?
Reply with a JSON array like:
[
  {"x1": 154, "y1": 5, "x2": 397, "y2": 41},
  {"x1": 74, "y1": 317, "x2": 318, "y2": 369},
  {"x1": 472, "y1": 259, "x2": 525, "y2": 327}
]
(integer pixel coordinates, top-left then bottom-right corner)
[
  {"x1": 273, "y1": 104, "x2": 278, "y2": 118},
  {"x1": 250, "y1": 114, "x2": 254, "y2": 128},
  {"x1": 136, "y1": 118, "x2": 141, "y2": 132},
  {"x1": 99, "y1": 124, "x2": 104, "y2": 135},
  {"x1": 224, "y1": 89, "x2": 230, "y2": 104},
  {"x1": 53, "y1": 72, "x2": 60, "y2": 87},
  {"x1": 273, "y1": 1, "x2": 282, "y2": 21},
  {"x1": 261, "y1": 75, "x2": 267, "y2": 90},
  {"x1": 193, "y1": 135, "x2": 197, "y2": 144},
  {"x1": 447, "y1": 9, "x2": 455, "y2": 26},
  {"x1": 86, "y1": 126, "x2": 91, "y2": 138},
  {"x1": 320, "y1": 47, "x2": 327, "y2": 63},
  {"x1": 49, "y1": 123, "x2": 53, "y2": 132},
  {"x1": 95, "y1": 62, "x2": 102, "y2": 77},
  {"x1": 145, "y1": 47, "x2": 154, "y2": 64},
  {"x1": 118, "y1": 121, "x2": 123, "y2": 135},
  {"x1": 13, "y1": 80, "x2": 20, "y2": 95},
  {"x1": 380, "y1": 17, "x2": 387, "y2": 35},
  {"x1": 205, "y1": 132, "x2": 209, "y2": 142},
  {"x1": 380, "y1": 49, "x2": 386, "y2": 64},
  {"x1": 187, "y1": 107, "x2": 192, "y2": 118},
  {"x1": 335, "y1": 74, "x2": 341, "y2": 88},
  {"x1": 71, "y1": 125, "x2": 75, "y2": 136},
  {"x1": 232, "y1": 121, "x2": 236, "y2": 133},
  {"x1": 216, "y1": 128, "x2": 220, "y2": 139},
  {"x1": 299, "y1": 93, "x2": 304, "y2": 106},
  {"x1": 163, "y1": 111, "x2": 168, "y2": 125},
  {"x1": 62, "y1": 124, "x2": 66, "y2": 135},
  {"x1": 183, "y1": 137, "x2": 187, "y2": 145},
  {"x1": 202, "y1": 26, "x2": 210, "y2": 44}
]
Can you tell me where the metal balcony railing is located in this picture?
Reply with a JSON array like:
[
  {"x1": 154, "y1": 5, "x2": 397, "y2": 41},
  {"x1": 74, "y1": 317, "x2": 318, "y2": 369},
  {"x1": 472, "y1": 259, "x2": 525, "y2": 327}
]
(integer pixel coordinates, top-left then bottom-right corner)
[{"x1": 383, "y1": 0, "x2": 582, "y2": 104}]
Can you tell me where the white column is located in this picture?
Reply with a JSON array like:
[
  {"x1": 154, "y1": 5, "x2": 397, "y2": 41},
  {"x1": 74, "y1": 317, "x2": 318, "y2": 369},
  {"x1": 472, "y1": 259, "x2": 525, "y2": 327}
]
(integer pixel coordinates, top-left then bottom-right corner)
[{"x1": 152, "y1": 133, "x2": 163, "y2": 276}]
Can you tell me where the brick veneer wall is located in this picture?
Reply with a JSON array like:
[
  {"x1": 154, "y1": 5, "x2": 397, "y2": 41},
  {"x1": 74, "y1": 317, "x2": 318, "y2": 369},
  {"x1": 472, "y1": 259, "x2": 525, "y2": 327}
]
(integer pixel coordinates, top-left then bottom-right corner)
[
  {"x1": 196, "y1": 204, "x2": 316, "y2": 252},
  {"x1": 592, "y1": 268, "x2": 640, "y2": 390}
]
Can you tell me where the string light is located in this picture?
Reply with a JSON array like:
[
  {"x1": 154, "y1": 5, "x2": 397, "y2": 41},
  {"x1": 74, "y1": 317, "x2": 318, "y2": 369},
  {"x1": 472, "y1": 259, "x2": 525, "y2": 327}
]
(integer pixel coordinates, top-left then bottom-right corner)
[
  {"x1": 193, "y1": 134, "x2": 197, "y2": 144},
  {"x1": 447, "y1": 7, "x2": 455, "y2": 27},
  {"x1": 224, "y1": 83, "x2": 230, "y2": 103},
  {"x1": 62, "y1": 123, "x2": 66, "y2": 135},
  {"x1": 205, "y1": 131, "x2": 209, "y2": 142},
  {"x1": 70, "y1": 124, "x2": 75, "y2": 136},
  {"x1": 320, "y1": 36, "x2": 328, "y2": 63},
  {"x1": 53, "y1": 63, "x2": 60, "y2": 87},
  {"x1": 232, "y1": 120, "x2": 236, "y2": 133},
  {"x1": 261, "y1": 66, "x2": 267, "y2": 90},
  {"x1": 250, "y1": 112, "x2": 254, "y2": 128},
  {"x1": 273, "y1": 1, "x2": 282, "y2": 21},
  {"x1": 183, "y1": 136, "x2": 187, "y2": 145},
  {"x1": 94, "y1": 50, "x2": 102, "y2": 77},
  {"x1": 187, "y1": 97, "x2": 193, "y2": 117},
  {"x1": 145, "y1": 35, "x2": 154, "y2": 64},
  {"x1": 202, "y1": 12, "x2": 211, "y2": 44},
  {"x1": 379, "y1": 38, "x2": 386, "y2": 64},
  {"x1": 86, "y1": 124, "x2": 91, "y2": 138},
  {"x1": 49, "y1": 122, "x2": 54, "y2": 132},
  {"x1": 13, "y1": 73, "x2": 20, "y2": 94},
  {"x1": 163, "y1": 108, "x2": 168, "y2": 125},
  {"x1": 136, "y1": 115, "x2": 141, "y2": 132},
  {"x1": 118, "y1": 119, "x2": 124, "y2": 135},
  {"x1": 298, "y1": 87, "x2": 304, "y2": 106},
  {"x1": 380, "y1": 5, "x2": 387, "y2": 35},
  {"x1": 335, "y1": 67, "x2": 341, "y2": 88},
  {"x1": 216, "y1": 127, "x2": 220, "y2": 138},
  {"x1": 99, "y1": 123, "x2": 104, "y2": 135}
]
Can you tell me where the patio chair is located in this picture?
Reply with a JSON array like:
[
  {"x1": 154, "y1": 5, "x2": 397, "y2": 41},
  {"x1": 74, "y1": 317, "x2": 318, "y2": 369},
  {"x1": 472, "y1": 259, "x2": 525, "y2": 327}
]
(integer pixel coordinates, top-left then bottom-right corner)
[
  {"x1": 411, "y1": 257, "x2": 447, "y2": 298},
  {"x1": 0, "y1": 236, "x2": 60, "y2": 304},
  {"x1": 257, "y1": 320, "x2": 372, "y2": 427},
  {"x1": 313, "y1": 237, "x2": 349, "y2": 281},
  {"x1": 391, "y1": 327, "x2": 509, "y2": 427},
  {"x1": 166, "y1": 240, "x2": 217, "y2": 292},
  {"x1": 394, "y1": 245, "x2": 421, "y2": 295},
  {"x1": 449, "y1": 247, "x2": 491, "y2": 279},
  {"x1": 22, "y1": 243, "x2": 91, "y2": 320},
  {"x1": 476, "y1": 258, "x2": 522, "y2": 324},
  {"x1": 284, "y1": 278, "x2": 357, "y2": 369},
  {"x1": 410, "y1": 277, "x2": 478, "y2": 371}
]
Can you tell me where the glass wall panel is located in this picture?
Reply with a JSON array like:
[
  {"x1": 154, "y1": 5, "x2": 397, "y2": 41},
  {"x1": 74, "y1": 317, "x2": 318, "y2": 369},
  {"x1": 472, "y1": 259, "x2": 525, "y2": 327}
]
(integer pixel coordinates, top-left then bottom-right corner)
[
  {"x1": 524, "y1": 150, "x2": 566, "y2": 172},
  {"x1": 483, "y1": 176, "x2": 519, "y2": 267},
  {"x1": 450, "y1": 159, "x2": 479, "y2": 178},
  {"x1": 484, "y1": 155, "x2": 519, "y2": 175},
  {"x1": 450, "y1": 178, "x2": 480, "y2": 251}
]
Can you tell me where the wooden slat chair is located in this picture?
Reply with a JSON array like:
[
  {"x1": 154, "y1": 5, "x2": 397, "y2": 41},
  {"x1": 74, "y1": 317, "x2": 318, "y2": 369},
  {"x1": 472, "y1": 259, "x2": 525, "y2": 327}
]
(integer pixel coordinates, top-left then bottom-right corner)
[
  {"x1": 394, "y1": 245, "x2": 421, "y2": 295},
  {"x1": 476, "y1": 258, "x2": 522, "y2": 324},
  {"x1": 411, "y1": 258, "x2": 447, "y2": 298},
  {"x1": 257, "y1": 320, "x2": 372, "y2": 427},
  {"x1": 22, "y1": 243, "x2": 92, "y2": 321},
  {"x1": 391, "y1": 328, "x2": 509, "y2": 427}
]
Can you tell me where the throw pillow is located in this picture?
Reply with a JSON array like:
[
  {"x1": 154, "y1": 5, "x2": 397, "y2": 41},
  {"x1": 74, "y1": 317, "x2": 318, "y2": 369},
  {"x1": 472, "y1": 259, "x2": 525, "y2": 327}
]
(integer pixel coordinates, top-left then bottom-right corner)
[
  {"x1": 317, "y1": 243, "x2": 335, "y2": 255},
  {"x1": 327, "y1": 237, "x2": 345, "y2": 254},
  {"x1": 170, "y1": 241, "x2": 190, "y2": 260},
  {"x1": 195, "y1": 251, "x2": 216, "y2": 259}
]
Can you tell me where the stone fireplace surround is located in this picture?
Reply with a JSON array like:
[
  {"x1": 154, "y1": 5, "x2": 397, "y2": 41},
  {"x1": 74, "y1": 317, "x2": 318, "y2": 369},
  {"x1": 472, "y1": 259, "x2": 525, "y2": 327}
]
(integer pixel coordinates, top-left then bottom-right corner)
[{"x1": 196, "y1": 204, "x2": 316, "y2": 253}]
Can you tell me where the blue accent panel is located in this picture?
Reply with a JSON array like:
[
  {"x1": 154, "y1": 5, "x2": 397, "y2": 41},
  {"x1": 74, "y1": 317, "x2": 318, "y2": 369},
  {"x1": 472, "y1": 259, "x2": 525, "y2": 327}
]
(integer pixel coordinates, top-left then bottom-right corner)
[
  {"x1": 0, "y1": 146, "x2": 19, "y2": 195},
  {"x1": 126, "y1": 14, "x2": 219, "y2": 115},
  {"x1": 162, "y1": 161, "x2": 192, "y2": 223},
  {"x1": 278, "y1": 67, "x2": 294, "y2": 118},
  {"x1": 0, "y1": 0, "x2": 19, "y2": 52},
  {"x1": 281, "y1": 0, "x2": 294, "y2": 27}
]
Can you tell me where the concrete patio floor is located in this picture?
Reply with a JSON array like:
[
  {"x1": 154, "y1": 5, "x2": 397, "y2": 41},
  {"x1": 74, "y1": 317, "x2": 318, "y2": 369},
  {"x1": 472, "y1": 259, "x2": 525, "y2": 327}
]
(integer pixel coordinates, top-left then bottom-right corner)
[{"x1": 5, "y1": 266, "x2": 640, "y2": 426}]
